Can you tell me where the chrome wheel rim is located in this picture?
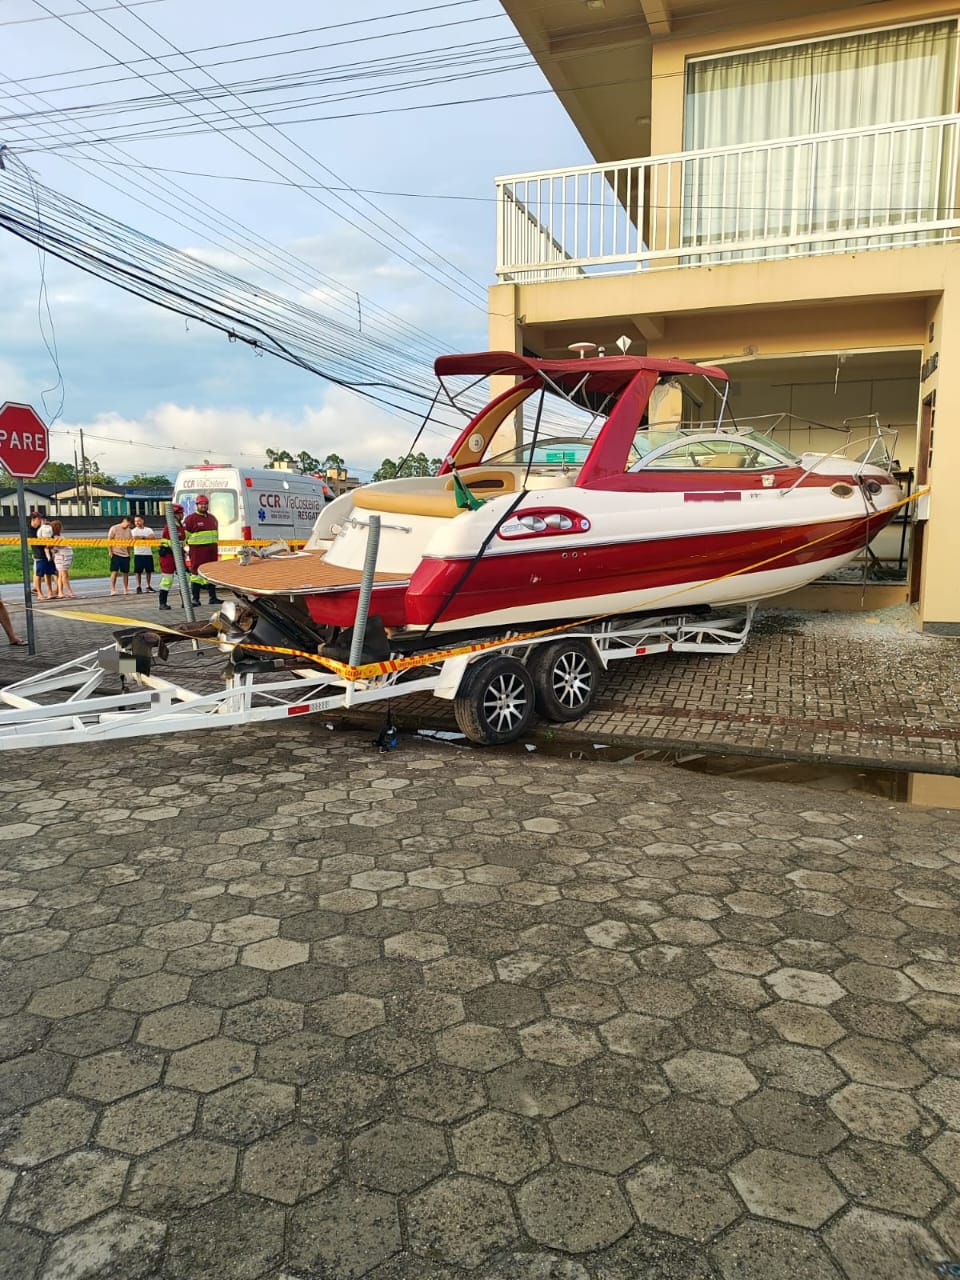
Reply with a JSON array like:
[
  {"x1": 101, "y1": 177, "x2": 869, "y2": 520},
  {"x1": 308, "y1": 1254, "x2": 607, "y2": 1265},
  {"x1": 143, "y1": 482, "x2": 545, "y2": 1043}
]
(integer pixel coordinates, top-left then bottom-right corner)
[
  {"x1": 551, "y1": 651, "x2": 594, "y2": 710},
  {"x1": 482, "y1": 672, "x2": 529, "y2": 733}
]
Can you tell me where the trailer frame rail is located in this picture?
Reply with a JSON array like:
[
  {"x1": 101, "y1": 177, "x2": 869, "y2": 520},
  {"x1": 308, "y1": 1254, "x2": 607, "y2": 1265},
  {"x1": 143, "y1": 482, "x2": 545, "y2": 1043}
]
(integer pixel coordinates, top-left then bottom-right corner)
[{"x1": 0, "y1": 607, "x2": 754, "y2": 750}]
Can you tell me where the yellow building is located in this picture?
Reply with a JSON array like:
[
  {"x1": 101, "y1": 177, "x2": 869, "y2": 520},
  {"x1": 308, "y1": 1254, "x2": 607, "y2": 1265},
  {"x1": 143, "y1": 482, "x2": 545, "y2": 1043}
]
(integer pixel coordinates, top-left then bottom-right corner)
[{"x1": 494, "y1": 0, "x2": 960, "y2": 629}]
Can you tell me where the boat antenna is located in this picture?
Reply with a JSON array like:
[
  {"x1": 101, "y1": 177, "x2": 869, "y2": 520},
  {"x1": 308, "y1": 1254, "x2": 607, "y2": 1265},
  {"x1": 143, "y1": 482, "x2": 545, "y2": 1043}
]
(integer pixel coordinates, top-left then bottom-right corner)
[
  {"x1": 616, "y1": 335, "x2": 633, "y2": 354},
  {"x1": 568, "y1": 342, "x2": 597, "y2": 359}
]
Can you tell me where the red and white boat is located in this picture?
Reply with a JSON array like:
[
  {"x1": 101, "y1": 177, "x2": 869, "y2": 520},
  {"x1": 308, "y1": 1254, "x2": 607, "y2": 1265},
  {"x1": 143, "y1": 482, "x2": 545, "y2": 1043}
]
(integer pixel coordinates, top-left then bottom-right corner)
[{"x1": 207, "y1": 351, "x2": 903, "y2": 642}]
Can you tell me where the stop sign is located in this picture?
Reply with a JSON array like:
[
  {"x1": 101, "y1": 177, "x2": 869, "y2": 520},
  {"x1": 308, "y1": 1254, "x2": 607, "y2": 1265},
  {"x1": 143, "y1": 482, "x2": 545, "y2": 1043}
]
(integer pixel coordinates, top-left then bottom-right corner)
[{"x1": 0, "y1": 403, "x2": 49, "y2": 478}]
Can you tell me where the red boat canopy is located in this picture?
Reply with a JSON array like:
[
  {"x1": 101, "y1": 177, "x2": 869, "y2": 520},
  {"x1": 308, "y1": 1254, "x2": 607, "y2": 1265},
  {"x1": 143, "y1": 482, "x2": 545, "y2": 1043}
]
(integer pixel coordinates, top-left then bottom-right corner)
[{"x1": 434, "y1": 350, "x2": 728, "y2": 395}]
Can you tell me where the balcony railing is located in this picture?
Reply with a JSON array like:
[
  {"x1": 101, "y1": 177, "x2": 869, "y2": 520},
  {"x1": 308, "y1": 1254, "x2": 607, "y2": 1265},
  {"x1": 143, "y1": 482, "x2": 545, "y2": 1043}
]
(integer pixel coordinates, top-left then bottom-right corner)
[{"x1": 496, "y1": 114, "x2": 960, "y2": 282}]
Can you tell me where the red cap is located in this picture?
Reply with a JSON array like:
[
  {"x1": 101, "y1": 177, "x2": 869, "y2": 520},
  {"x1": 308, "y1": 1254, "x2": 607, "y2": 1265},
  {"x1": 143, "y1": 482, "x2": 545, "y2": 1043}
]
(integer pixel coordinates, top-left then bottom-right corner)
[
  {"x1": 196, "y1": 494, "x2": 209, "y2": 504},
  {"x1": 172, "y1": 503, "x2": 184, "y2": 515}
]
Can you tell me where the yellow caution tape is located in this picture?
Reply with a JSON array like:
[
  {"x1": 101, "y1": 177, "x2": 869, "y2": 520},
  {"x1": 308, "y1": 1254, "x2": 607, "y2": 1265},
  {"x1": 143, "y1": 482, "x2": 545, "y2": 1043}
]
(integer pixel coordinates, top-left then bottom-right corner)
[
  {"x1": 48, "y1": 606, "x2": 343, "y2": 669},
  {"x1": 42, "y1": 487, "x2": 929, "y2": 684},
  {"x1": 43, "y1": 608, "x2": 191, "y2": 636}
]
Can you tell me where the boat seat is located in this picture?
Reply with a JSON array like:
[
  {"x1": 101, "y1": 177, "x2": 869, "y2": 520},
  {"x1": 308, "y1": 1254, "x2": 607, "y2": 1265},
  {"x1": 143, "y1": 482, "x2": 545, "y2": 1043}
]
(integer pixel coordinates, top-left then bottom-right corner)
[
  {"x1": 352, "y1": 469, "x2": 518, "y2": 519},
  {"x1": 699, "y1": 453, "x2": 748, "y2": 468},
  {"x1": 350, "y1": 467, "x2": 575, "y2": 519}
]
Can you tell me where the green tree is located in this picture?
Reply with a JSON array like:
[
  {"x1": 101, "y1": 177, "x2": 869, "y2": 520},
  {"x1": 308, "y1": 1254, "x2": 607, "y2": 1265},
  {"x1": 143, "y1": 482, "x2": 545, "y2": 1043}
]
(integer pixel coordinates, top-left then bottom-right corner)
[
  {"x1": 265, "y1": 448, "x2": 295, "y2": 467},
  {"x1": 127, "y1": 473, "x2": 173, "y2": 488},
  {"x1": 373, "y1": 453, "x2": 441, "y2": 481},
  {"x1": 34, "y1": 461, "x2": 76, "y2": 482},
  {"x1": 323, "y1": 452, "x2": 345, "y2": 471},
  {"x1": 296, "y1": 450, "x2": 323, "y2": 474}
]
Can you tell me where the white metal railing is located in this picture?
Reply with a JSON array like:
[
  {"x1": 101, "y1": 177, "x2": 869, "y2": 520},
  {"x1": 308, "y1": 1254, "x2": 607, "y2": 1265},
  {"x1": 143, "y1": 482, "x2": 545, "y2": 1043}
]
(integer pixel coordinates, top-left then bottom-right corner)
[{"x1": 496, "y1": 114, "x2": 960, "y2": 281}]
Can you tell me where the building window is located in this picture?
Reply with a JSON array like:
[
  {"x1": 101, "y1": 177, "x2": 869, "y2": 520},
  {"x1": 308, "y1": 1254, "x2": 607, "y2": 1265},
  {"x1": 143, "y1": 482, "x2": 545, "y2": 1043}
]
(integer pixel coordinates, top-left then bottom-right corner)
[
  {"x1": 685, "y1": 22, "x2": 957, "y2": 148},
  {"x1": 682, "y1": 21, "x2": 958, "y2": 258}
]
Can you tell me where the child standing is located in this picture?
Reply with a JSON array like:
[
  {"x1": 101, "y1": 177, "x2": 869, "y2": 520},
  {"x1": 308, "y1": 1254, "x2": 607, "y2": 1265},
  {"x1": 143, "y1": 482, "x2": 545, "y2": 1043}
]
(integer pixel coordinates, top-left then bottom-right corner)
[{"x1": 50, "y1": 521, "x2": 77, "y2": 599}]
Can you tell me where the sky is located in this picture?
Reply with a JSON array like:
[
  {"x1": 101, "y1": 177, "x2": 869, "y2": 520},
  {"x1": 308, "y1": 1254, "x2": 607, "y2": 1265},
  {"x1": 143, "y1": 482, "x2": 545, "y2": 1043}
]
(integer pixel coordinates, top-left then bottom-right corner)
[{"x1": 0, "y1": 0, "x2": 589, "y2": 481}]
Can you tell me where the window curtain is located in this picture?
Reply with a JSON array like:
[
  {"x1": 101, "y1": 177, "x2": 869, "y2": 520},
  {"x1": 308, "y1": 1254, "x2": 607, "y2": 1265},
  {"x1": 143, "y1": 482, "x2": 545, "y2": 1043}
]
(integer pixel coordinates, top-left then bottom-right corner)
[{"x1": 682, "y1": 22, "x2": 958, "y2": 259}]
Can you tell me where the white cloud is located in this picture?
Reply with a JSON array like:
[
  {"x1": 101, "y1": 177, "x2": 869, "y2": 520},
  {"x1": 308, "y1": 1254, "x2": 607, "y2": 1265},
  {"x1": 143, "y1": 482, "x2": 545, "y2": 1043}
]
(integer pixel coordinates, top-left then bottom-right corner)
[{"x1": 48, "y1": 383, "x2": 455, "y2": 481}]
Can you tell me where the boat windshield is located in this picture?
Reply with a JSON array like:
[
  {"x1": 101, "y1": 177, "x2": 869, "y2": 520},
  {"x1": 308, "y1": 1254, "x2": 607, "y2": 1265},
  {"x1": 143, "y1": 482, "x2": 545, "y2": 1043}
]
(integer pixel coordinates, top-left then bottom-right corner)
[
  {"x1": 630, "y1": 429, "x2": 799, "y2": 471},
  {"x1": 486, "y1": 437, "x2": 601, "y2": 468}
]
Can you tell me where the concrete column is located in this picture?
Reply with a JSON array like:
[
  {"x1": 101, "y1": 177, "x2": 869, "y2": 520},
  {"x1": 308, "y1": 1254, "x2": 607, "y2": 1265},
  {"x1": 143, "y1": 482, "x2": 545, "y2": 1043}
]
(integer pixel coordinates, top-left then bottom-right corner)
[
  {"x1": 487, "y1": 283, "x2": 523, "y2": 454},
  {"x1": 917, "y1": 273, "x2": 960, "y2": 630}
]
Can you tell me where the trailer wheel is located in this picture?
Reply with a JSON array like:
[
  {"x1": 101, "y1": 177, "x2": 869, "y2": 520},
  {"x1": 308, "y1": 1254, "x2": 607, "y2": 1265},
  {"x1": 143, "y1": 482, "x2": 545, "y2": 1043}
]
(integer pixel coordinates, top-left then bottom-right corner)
[
  {"x1": 454, "y1": 656, "x2": 536, "y2": 745},
  {"x1": 528, "y1": 638, "x2": 600, "y2": 722}
]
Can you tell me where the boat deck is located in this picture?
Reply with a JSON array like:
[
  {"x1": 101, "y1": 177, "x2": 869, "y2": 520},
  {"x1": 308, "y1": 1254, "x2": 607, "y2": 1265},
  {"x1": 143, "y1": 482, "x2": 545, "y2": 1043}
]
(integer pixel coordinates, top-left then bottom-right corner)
[{"x1": 204, "y1": 551, "x2": 408, "y2": 596}]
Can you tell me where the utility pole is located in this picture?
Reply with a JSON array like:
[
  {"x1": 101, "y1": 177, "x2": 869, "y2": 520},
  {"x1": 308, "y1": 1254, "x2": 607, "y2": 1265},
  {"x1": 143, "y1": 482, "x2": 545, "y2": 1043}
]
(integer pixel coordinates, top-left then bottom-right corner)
[
  {"x1": 73, "y1": 443, "x2": 80, "y2": 518},
  {"x1": 79, "y1": 427, "x2": 90, "y2": 517}
]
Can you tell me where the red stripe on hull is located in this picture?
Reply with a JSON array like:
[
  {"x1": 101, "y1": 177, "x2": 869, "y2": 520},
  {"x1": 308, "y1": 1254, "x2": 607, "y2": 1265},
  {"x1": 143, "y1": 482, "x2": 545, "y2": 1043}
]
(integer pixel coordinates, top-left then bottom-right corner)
[
  {"x1": 401, "y1": 513, "x2": 892, "y2": 626},
  {"x1": 305, "y1": 584, "x2": 408, "y2": 629},
  {"x1": 301, "y1": 511, "x2": 894, "y2": 630}
]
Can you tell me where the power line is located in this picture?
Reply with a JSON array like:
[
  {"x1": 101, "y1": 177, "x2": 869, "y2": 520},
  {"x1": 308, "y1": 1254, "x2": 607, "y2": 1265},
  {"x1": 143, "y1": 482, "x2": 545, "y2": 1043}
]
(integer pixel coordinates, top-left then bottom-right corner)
[
  {"x1": 0, "y1": 0, "x2": 164, "y2": 27},
  {"x1": 0, "y1": 20, "x2": 492, "y2": 387},
  {"x1": 26, "y1": 0, "x2": 488, "y2": 310},
  {"x1": 11, "y1": 6, "x2": 511, "y2": 97},
  {"x1": 0, "y1": 159, "x2": 543, "y2": 455},
  {"x1": 59, "y1": 157, "x2": 958, "y2": 220},
  {"x1": 0, "y1": 154, "x2": 579, "y2": 448},
  {"x1": 47, "y1": 424, "x2": 384, "y2": 478},
  {"x1": 1, "y1": 41, "x2": 532, "y2": 135},
  {"x1": 112, "y1": 0, "x2": 491, "y2": 307}
]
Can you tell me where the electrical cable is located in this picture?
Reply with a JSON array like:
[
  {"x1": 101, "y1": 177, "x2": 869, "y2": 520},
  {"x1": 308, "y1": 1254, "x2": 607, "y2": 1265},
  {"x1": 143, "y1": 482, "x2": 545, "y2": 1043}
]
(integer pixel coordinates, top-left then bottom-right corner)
[
  {"x1": 0, "y1": 75, "x2": 487, "y2": 417},
  {"x1": 0, "y1": 0, "x2": 165, "y2": 27},
  {"x1": 0, "y1": 159, "x2": 582, "y2": 481},
  {"x1": 30, "y1": 0, "x2": 488, "y2": 310},
  {"x1": 9, "y1": 152, "x2": 66, "y2": 425}
]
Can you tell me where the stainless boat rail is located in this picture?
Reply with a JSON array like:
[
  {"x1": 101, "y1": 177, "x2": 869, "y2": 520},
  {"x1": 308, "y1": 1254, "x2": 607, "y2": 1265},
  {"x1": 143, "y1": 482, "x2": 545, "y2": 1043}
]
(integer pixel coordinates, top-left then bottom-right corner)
[{"x1": 779, "y1": 415, "x2": 899, "y2": 497}]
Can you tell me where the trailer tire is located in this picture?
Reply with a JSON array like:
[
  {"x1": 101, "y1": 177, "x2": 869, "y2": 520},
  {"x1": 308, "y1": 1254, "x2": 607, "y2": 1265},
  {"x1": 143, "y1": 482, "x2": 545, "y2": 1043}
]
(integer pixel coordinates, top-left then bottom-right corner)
[
  {"x1": 528, "y1": 638, "x2": 600, "y2": 723},
  {"x1": 453, "y1": 655, "x2": 535, "y2": 745}
]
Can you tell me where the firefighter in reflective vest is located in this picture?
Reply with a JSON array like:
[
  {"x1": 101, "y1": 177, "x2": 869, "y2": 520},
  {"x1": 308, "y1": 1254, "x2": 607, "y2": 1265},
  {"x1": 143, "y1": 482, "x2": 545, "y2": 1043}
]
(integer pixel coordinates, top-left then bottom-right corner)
[
  {"x1": 157, "y1": 505, "x2": 186, "y2": 611},
  {"x1": 183, "y1": 495, "x2": 222, "y2": 607}
]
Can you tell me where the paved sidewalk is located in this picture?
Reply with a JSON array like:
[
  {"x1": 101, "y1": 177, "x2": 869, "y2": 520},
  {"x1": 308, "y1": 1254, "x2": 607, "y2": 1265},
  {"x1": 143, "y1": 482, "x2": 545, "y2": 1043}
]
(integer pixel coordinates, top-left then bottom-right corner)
[
  {"x1": 0, "y1": 729, "x2": 958, "y2": 1278},
  {"x1": 0, "y1": 593, "x2": 958, "y2": 771}
]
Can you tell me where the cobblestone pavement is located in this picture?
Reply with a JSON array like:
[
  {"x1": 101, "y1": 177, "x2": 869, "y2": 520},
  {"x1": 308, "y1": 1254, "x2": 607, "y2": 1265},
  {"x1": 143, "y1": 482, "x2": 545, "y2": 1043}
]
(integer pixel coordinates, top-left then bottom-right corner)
[
  {"x1": 0, "y1": 592, "x2": 959, "y2": 771},
  {"x1": 0, "y1": 726, "x2": 959, "y2": 1278}
]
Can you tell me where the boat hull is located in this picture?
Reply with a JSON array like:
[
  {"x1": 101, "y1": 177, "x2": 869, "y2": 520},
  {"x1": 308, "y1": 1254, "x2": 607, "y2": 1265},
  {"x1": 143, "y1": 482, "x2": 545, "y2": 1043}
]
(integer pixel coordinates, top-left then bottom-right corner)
[{"x1": 302, "y1": 506, "x2": 897, "y2": 632}]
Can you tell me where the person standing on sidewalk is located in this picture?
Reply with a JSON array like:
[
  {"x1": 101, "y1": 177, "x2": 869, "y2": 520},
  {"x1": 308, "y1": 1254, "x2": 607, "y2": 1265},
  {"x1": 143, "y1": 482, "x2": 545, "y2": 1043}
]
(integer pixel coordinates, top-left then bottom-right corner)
[
  {"x1": 157, "y1": 504, "x2": 186, "y2": 611},
  {"x1": 183, "y1": 495, "x2": 222, "y2": 607},
  {"x1": 107, "y1": 516, "x2": 133, "y2": 595},
  {"x1": 131, "y1": 515, "x2": 156, "y2": 593},
  {"x1": 29, "y1": 512, "x2": 56, "y2": 600},
  {"x1": 50, "y1": 520, "x2": 77, "y2": 599}
]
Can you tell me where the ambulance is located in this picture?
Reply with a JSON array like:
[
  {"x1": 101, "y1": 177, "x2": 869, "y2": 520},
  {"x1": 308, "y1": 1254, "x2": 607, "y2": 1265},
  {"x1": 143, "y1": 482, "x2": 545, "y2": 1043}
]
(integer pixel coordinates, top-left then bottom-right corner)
[{"x1": 172, "y1": 465, "x2": 333, "y2": 554}]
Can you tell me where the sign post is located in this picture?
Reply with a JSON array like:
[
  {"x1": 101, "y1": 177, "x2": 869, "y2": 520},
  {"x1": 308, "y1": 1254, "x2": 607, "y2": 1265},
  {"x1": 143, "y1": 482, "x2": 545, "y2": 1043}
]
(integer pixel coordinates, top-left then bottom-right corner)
[{"x1": 0, "y1": 403, "x2": 50, "y2": 657}]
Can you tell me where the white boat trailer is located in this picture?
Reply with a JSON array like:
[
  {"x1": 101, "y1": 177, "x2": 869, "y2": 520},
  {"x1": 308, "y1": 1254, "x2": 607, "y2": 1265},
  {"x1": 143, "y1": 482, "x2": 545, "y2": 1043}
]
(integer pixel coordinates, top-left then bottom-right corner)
[{"x1": 0, "y1": 607, "x2": 755, "y2": 751}]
